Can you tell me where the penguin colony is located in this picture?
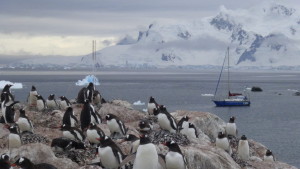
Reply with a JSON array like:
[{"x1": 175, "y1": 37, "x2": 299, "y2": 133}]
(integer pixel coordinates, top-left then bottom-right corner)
[{"x1": 0, "y1": 83, "x2": 276, "y2": 168}]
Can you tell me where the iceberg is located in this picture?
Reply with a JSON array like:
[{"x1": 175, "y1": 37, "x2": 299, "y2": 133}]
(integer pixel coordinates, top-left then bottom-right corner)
[
  {"x1": 75, "y1": 75, "x2": 100, "y2": 86},
  {"x1": 0, "y1": 80, "x2": 23, "y2": 89},
  {"x1": 133, "y1": 100, "x2": 145, "y2": 105}
]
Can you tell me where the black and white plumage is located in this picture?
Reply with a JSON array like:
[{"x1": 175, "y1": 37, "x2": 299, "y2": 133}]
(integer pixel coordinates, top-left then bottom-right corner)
[
  {"x1": 138, "y1": 119, "x2": 153, "y2": 133},
  {"x1": 12, "y1": 157, "x2": 57, "y2": 169},
  {"x1": 124, "y1": 134, "x2": 140, "y2": 154},
  {"x1": 61, "y1": 124, "x2": 85, "y2": 142},
  {"x1": 8, "y1": 125, "x2": 22, "y2": 149},
  {"x1": 225, "y1": 116, "x2": 237, "y2": 137},
  {"x1": 80, "y1": 100, "x2": 93, "y2": 131},
  {"x1": 180, "y1": 123, "x2": 198, "y2": 140},
  {"x1": 35, "y1": 95, "x2": 46, "y2": 111},
  {"x1": 62, "y1": 107, "x2": 78, "y2": 128},
  {"x1": 90, "y1": 104, "x2": 102, "y2": 124},
  {"x1": 27, "y1": 85, "x2": 38, "y2": 107},
  {"x1": 46, "y1": 94, "x2": 58, "y2": 110},
  {"x1": 16, "y1": 108, "x2": 34, "y2": 133},
  {"x1": 87, "y1": 122, "x2": 105, "y2": 145},
  {"x1": 1, "y1": 84, "x2": 14, "y2": 104},
  {"x1": 155, "y1": 105, "x2": 177, "y2": 133},
  {"x1": 147, "y1": 96, "x2": 159, "y2": 115},
  {"x1": 216, "y1": 131, "x2": 232, "y2": 155},
  {"x1": 1, "y1": 92, "x2": 19, "y2": 124},
  {"x1": 77, "y1": 82, "x2": 95, "y2": 104},
  {"x1": 59, "y1": 96, "x2": 72, "y2": 110},
  {"x1": 164, "y1": 141, "x2": 187, "y2": 169},
  {"x1": 93, "y1": 90, "x2": 103, "y2": 106},
  {"x1": 0, "y1": 154, "x2": 11, "y2": 169},
  {"x1": 263, "y1": 149, "x2": 275, "y2": 162},
  {"x1": 177, "y1": 116, "x2": 189, "y2": 131},
  {"x1": 106, "y1": 113, "x2": 127, "y2": 138},
  {"x1": 97, "y1": 136, "x2": 126, "y2": 169},
  {"x1": 237, "y1": 135, "x2": 250, "y2": 161},
  {"x1": 51, "y1": 137, "x2": 85, "y2": 152}
]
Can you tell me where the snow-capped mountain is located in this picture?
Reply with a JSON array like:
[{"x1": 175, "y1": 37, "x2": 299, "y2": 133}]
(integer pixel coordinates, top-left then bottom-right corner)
[{"x1": 10, "y1": 1, "x2": 300, "y2": 69}]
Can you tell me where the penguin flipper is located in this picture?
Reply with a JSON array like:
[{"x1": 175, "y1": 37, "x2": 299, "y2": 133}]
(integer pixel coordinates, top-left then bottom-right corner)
[
  {"x1": 118, "y1": 154, "x2": 136, "y2": 168},
  {"x1": 158, "y1": 154, "x2": 167, "y2": 169}
]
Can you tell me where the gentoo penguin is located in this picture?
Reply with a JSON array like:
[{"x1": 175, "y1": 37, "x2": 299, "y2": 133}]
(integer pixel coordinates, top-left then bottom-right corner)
[
  {"x1": 61, "y1": 124, "x2": 85, "y2": 142},
  {"x1": 225, "y1": 116, "x2": 237, "y2": 137},
  {"x1": 164, "y1": 141, "x2": 187, "y2": 169},
  {"x1": 16, "y1": 108, "x2": 34, "y2": 133},
  {"x1": 263, "y1": 149, "x2": 275, "y2": 162},
  {"x1": 35, "y1": 95, "x2": 46, "y2": 111},
  {"x1": 0, "y1": 154, "x2": 11, "y2": 169},
  {"x1": 80, "y1": 100, "x2": 92, "y2": 131},
  {"x1": 12, "y1": 157, "x2": 57, "y2": 169},
  {"x1": 77, "y1": 82, "x2": 95, "y2": 104},
  {"x1": 93, "y1": 90, "x2": 102, "y2": 106},
  {"x1": 8, "y1": 125, "x2": 22, "y2": 149},
  {"x1": 237, "y1": 135, "x2": 250, "y2": 161},
  {"x1": 87, "y1": 122, "x2": 105, "y2": 145},
  {"x1": 27, "y1": 85, "x2": 38, "y2": 107},
  {"x1": 138, "y1": 119, "x2": 153, "y2": 134},
  {"x1": 177, "y1": 116, "x2": 189, "y2": 131},
  {"x1": 96, "y1": 135, "x2": 126, "y2": 169},
  {"x1": 46, "y1": 94, "x2": 58, "y2": 110},
  {"x1": 180, "y1": 123, "x2": 198, "y2": 140},
  {"x1": 124, "y1": 134, "x2": 140, "y2": 154},
  {"x1": 147, "y1": 96, "x2": 159, "y2": 115},
  {"x1": 59, "y1": 96, "x2": 72, "y2": 110},
  {"x1": 51, "y1": 137, "x2": 85, "y2": 152},
  {"x1": 90, "y1": 104, "x2": 102, "y2": 124},
  {"x1": 106, "y1": 113, "x2": 127, "y2": 138},
  {"x1": 1, "y1": 92, "x2": 19, "y2": 124},
  {"x1": 1, "y1": 84, "x2": 14, "y2": 103},
  {"x1": 216, "y1": 131, "x2": 232, "y2": 155},
  {"x1": 62, "y1": 107, "x2": 78, "y2": 127},
  {"x1": 154, "y1": 105, "x2": 178, "y2": 133}
]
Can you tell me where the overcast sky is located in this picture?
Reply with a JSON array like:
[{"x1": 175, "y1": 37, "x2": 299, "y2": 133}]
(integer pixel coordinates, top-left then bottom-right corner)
[{"x1": 0, "y1": 0, "x2": 297, "y2": 60}]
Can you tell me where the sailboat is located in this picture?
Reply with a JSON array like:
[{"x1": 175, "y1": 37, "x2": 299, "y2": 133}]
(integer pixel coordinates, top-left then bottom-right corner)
[{"x1": 212, "y1": 47, "x2": 250, "y2": 107}]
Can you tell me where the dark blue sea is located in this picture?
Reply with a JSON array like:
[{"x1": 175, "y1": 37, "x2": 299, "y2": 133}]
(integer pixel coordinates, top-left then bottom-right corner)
[{"x1": 1, "y1": 70, "x2": 299, "y2": 167}]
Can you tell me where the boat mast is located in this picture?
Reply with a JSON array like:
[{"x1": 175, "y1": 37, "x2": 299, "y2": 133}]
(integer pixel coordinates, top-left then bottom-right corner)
[{"x1": 227, "y1": 47, "x2": 230, "y2": 98}]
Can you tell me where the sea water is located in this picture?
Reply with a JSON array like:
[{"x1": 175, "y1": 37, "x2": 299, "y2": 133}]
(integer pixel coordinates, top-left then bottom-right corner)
[{"x1": 0, "y1": 70, "x2": 299, "y2": 167}]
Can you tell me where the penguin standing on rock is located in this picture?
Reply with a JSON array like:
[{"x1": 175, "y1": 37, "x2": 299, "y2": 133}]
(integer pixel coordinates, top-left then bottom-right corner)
[
  {"x1": 138, "y1": 119, "x2": 153, "y2": 134},
  {"x1": 216, "y1": 131, "x2": 232, "y2": 155},
  {"x1": 93, "y1": 90, "x2": 103, "y2": 106},
  {"x1": 87, "y1": 122, "x2": 105, "y2": 145},
  {"x1": 16, "y1": 108, "x2": 34, "y2": 133},
  {"x1": 0, "y1": 154, "x2": 11, "y2": 169},
  {"x1": 27, "y1": 85, "x2": 38, "y2": 107},
  {"x1": 181, "y1": 123, "x2": 198, "y2": 140},
  {"x1": 124, "y1": 134, "x2": 140, "y2": 154},
  {"x1": 90, "y1": 104, "x2": 102, "y2": 124},
  {"x1": 263, "y1": 149, "x2": 275, "y2": 162},
  {"x1": 46, "y1": 94, "x2": 58, "y2": 110},
  {"x1": 1, "y1": 84, "x2": 14, "y2": 103},
  {"x1": 77, "y1": 82, "x2": 95, "y2": 104},
  {"x1": 12, "y1": 157, "x2": 57, "y2": 169},
  {"x1": 147, "y1": 96, "x2": 159, "y2": 115},
  {"x1": 80, "y1": 100, "x2": 92, "y2": 131},
  {"x1": 96, "y1": 135, "x2": 126, "y2": 169},
  {"x1": 154, "y1": 105, "x2": 178, "y2": 133},
  {"x1": 61, "y1": 124, "x2": 85, "y2": 142},
  {"x1": 106, "y1": 113, "x2": 127, "y2": 138},
  {"x1": 225, "y1": 116, "x2": 237, "y2": 137},
  {"x1": 35, "y1": 95, "x2": 46, "y2": 112},
  {"x1": 8, "y1": 125, "x2": 22, "y2": 149},
  {"x1": 62, "y1": 107, "x2": 78, "y2": 128},
  {"x1": 237, "y1": 135, "x2": 250, "y2": 161},
  {"x1": 1, "y1": 92, "x2": 19, "y2": 124},
  {"x1": 59, "y1": 96, "x2": 72, "y2": 110},
  {"x1": 164, "y1": 141, "x2": 187, "y2": 169}
]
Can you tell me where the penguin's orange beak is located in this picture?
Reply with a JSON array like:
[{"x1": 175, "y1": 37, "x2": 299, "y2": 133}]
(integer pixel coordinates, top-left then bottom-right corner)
[{"x1": 11, "y1": 163, "x2": 17, "y2": 167}]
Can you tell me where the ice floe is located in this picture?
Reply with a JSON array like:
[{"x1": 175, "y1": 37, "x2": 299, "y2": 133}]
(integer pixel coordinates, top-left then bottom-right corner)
[
  {"x1": 133, "y1": 100, "x2": 145, "y2": 105},
  {"x1": 0, "y1": 80, "x2": 23, "y2": 89},
  {"x1": 75, "y1": 75, "x2": 100, "y2": 86}
]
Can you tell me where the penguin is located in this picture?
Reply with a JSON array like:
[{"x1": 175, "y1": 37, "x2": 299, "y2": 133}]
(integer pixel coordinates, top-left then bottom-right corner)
[
  {"x1": 177, "y1": 116, "x2": 189, "y2": 133},
  {"x1": 1, "y1": 84, "x2": 14, "y2": 103},
  {"x1": 27, "y1": 85, "x2": 38, "y2": 107},
  {"x1": 106, "y1": 113, "x2": 127, "y2": 138},
  {"x1": 12, "y1": 157, "x2": 57, "y2": 169},
  {"x1": 46, "y1": 94, "x2": 58, "y2": 110},
  {"x1": 8, "y1": 125, "x2": 22, "y2": 149},
  {"x1": 61, "y1": 124, "x2": 85, "y2": 142},
  {"x1": 1, "y1": 92, "x2": 19, "y2": 124},
  {"x1": 51, "y1": 137, "x2": 85, "y2": 152},
  {"x1": 124, "y1": 134, "x2": 140, "y2": 154},
  {"x1": 164, "y1": 141, "x2": 187, "y2": 169},
  {"x1": 87, "y1": 122, "x2": 105, "y2": 145},
  {"x1": 225, "y1": 116, "x2": 237, "y2": 137},
  {"x1": 93, "y1": 90, "x2": 102, "y2": 106},
  {"x1": 96, "y1": 135, "x2": 126, "y2": 169},
  {"x1": 263, "y1": 149, "x2": 275, "y2": 162},
  {"x1": 180, "y1": 123, "x2": 198, "y2": 140},
  {"x1": 0, "y1": 154, "x2": 11, "y2": 169},
  {"x1": 154, "y1": 105, "x2": 177, "y2": 133},
  {"x1": 216, "y1": 131, "x2": 232, "y2": 155},
  {"x1": 35, "y1": 95, "x2": 46, "y2": 111},
  {"x1": 90, "y1": 104, "x2": 102, "y2": 124},
  {"x1": 237, "y1": 135, "x2": 250, "y2": 161},
  {"x1": 62, "y1": 107, "x2": 78, "y2": 127},
  {"x1": 138, "y1": 119, "x2": 153, "y2": 134},
  {"x1": 147, "y1": 96, "x2": 159, "y2": 115},
  {"x1": 80, "y1": 100, "x2": 92, "y2": 131},
  {"x1": 16, "y1": 108, "x2": 34, "y2": 133},
  {"x1": 77, "y1": 82, "x2": 95, "y2": 104},
  {"x1": 59, "y1": 96, "x2": 72, "y2": 110}
]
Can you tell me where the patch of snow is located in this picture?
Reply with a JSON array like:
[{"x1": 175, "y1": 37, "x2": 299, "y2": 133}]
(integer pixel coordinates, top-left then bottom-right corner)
[
  {"x1": 287, "y1": 89, "x2": 298, "y2": 92},
  {"x1": 75, "y1": 75, "x2": 100, "y2": 86},
  {"x1": 0, "y1": 80, "x2": 23, "y2": 89},
  {"x1": 133, "y1": 100, "x2": 145, "y2": 105},
  {"x1": 201, "y1": 94, "x2": 214, "y2": 97},
  {"x1": 142, "y1": 108, "x2": 147, "y2": 112}
]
